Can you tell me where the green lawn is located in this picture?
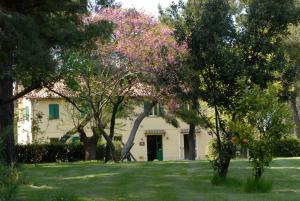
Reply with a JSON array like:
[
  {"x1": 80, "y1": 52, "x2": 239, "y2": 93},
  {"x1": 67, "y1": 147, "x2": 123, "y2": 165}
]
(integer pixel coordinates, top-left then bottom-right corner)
[{"x1": 17, "y1": 158, "x2": 300, "y2": 201}]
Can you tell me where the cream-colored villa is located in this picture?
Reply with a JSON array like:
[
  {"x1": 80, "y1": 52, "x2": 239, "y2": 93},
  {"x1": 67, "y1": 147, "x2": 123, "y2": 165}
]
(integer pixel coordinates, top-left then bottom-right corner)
[{"x1": 16, "y1": 90, "x2": 213, "y2": 161}]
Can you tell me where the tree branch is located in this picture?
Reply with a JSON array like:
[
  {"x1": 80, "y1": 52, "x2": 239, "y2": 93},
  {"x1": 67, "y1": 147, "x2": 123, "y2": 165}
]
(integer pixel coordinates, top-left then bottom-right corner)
[{"x1": 0, "y1": 82, "x2": 42, "y2": 105}]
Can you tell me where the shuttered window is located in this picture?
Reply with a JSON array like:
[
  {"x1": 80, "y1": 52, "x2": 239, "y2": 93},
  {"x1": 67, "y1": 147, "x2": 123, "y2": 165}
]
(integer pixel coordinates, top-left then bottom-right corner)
[
  {"x1": 49, "y1": 104, "x2": 59, "y2": 119},
  {"x1": 144, "y1": 102, "x2": 164, "y2": 116}
]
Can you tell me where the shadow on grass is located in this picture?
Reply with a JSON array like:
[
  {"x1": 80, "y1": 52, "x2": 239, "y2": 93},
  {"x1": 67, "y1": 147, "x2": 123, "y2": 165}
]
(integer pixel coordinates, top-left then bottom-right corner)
[
  {"x1": 211, "y1": 174, "x2": 242, "y2": 187},
  {"x1": 244, "y1": 177, "x2": 273, "y2": 193}
]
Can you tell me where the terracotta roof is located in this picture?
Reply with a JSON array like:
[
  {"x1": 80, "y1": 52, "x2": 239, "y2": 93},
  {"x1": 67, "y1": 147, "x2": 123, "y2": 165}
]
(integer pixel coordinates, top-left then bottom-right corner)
[
  {"x1": 26, "y1": 82, "x2": 69, "y2": 99},
  {"x1": 26, "y1": 82, "x2": 155, "y2": 99}
]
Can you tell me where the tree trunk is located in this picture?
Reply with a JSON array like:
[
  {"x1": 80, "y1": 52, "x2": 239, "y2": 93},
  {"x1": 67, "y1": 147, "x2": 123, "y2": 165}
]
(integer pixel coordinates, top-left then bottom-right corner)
[
  {"x1": 78, "y1": 126, "x2": 99, "y2": 161},
  {"x1": 290, "y1": 96, "x2": 300, "y2": 138},
  {"x1": 105, "y1": 96, "x2": 123, "y2": 162},
  {"x1": 97, "y1": 122, "x2": 118, "y2": 162},
  {"x1": 0, "y1": 57, "x2": 16, "y2": 164},
  {"x1": 187, "y1": 97, "x2": 199, "y2": 160},
  {"x1": 218, "y1": 155, "x2": 231, "y2": 178},
  {"x1": 187, "y1": 123, "x2": 196, "y2": 160},
  {"x1": 121, "y1": 100, "x2": 157, "y2": 159},
  {"x1": 84, "y1": 137, "x2": 99, "y2": 160}
]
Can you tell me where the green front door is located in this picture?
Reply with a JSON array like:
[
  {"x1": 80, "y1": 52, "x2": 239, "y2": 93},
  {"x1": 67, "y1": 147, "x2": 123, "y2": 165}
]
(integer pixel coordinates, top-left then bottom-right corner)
[{"x1": 156, "y1": 136, "x2": 163, "y2": 161}]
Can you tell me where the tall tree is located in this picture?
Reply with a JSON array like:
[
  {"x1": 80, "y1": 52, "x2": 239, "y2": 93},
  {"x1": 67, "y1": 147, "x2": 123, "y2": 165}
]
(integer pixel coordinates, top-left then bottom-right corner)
[
  {"x1": 161, "y1": 0, "x2": 300, "y2": 177},
  {"x1": 281, "y1": 25, "x2": 300, "y2": 137},
  {"x1": 160, "y1": 0, "x2": 240, "y2": 168},
  {"x1": 0, "y1": 0, "x2": 112, "y2": 164},
  {"x1": 92, "y1": 8, "x2": 186, "y2": 161}
]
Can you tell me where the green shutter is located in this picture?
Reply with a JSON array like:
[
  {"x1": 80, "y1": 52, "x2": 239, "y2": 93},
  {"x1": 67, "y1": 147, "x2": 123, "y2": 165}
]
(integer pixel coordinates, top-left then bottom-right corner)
[
  {"x1": 49, "y1": 104, "x2": 54, "y2": 119},
  {"x1": 49, "y1": 104, "x2": 59, "y2": 119},
  {"x1": 159, "y1": 104, "x2": 165, "y2": 116},
  {"x1": 55, "y1": 104, "x2": 59, "y2": 119},
  {"x1": 154, "y1": 104, "x2": 159, "y2": 116},
  {"x1": 144, "y1": 101, "x2": 151, "y2": 116}
]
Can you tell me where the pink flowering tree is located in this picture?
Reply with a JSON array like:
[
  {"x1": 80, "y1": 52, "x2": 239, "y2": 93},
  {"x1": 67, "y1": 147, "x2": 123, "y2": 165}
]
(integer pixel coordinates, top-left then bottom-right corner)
[
  {"x1": 90, "y1": 8, "x2": 187, "y2": 160},
  {"x1": 54, "y1": 8, "x2": 186, "y2": 161}
]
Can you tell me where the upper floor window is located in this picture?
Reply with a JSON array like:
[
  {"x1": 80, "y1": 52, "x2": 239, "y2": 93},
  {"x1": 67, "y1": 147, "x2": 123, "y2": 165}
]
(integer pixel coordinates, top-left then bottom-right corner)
[
  {"x1": 144, "y1": 102, "x2": 164, "y2": 116},
  {"x1": 49, "y1": 104, "x2": 59, "y2": 120}
]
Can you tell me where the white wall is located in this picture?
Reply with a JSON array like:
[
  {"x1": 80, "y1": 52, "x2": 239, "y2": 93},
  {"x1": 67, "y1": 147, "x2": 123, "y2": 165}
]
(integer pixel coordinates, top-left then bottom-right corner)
[{"x1": 17, "y1": 98, "x2": 32, "y2": 144}]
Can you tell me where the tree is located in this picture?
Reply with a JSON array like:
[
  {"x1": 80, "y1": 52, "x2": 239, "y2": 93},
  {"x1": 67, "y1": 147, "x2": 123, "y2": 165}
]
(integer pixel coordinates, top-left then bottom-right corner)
[
  {"x1": 281, "y1": 24, "x2": 300, "y2": 137},
  {"x1": 0, "y1": 0, "x2": 113, "y2": 164},
  {"x1": 160, "y1": 0, "x2": 300, "y2": 178},
  {"x1": 88, "y1": 8, "x2": 186, "y2": 161},
  {"x1": 229, "y1": 84, "x2": 293, "y2": 179},
  {"x1": 48, "y1": 48, "x2": 131, "y2": 161},
  {"x1": 53, "y1": 8, "x2": 186, "y2": 161},
  {"x1": 160, "y1": 0, "x2": 240, "y2": 172}
]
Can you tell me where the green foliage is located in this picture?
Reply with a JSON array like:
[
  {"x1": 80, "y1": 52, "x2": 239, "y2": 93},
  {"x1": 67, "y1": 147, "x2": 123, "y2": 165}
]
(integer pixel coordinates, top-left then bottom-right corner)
[
  {"x1": 249, "y1": 140, "x2": 273, "y2": 179},
  {"x1": 16, "y1": 144, "x2": 105, "y2": 163},
  {"x1": 230, "y1": 84, "x2": 293, "y2": 179},
  {"x1": 206, "y1": 137, "x2": 237, "y2": 179},
  {"x1": 0, "y1": 165, "x2": 19, "y2": 201},
  {"x1": 239, "y1": 0, "x2": 300, "y2": 88},
  {"x1": 0, "y1": 0, "x2": 113, "y2": 87},
  {"x1": 206, "y1": 139, "x2": 219, "y2": 161},
  {"x1": 244, "y1": 177, "x2": 273, "y2": 193},
  {"x1": 273, "y1": 138, "x2": 300, "y2": 157}
]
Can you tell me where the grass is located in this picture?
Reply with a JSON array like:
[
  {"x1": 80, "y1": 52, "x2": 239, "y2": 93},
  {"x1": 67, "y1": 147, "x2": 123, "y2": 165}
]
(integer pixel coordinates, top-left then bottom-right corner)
[{"x1": 17, "y1": 157, "x2": 300, "y2": 201}]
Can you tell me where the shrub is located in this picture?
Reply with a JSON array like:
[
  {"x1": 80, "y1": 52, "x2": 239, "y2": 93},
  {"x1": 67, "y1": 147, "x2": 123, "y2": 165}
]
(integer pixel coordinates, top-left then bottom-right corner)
[
  {"x1": 16, "y1": 144, "x2": 105, "y2": 163},
  {"x1": 244, "y1": 177, "x2": 272, "y2": 193},
  {"x1": 0, "y1": 165, "x2": 20, "y2": 201},
  {"x1": 273, "y1": 138, "x2": 300, "y2": 157}
]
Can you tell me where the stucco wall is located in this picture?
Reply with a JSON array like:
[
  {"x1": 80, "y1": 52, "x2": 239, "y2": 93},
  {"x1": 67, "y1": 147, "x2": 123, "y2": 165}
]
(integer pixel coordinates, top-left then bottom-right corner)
[
  {"x1": 30, "y1": 98, "x2": 93, "y2": 142},
  {"x1": 17, "y1": 97, "x2": 32, "y2": 144},
  {"x1": 18, "y1": 98, "x2": 212, "y2": 161}
]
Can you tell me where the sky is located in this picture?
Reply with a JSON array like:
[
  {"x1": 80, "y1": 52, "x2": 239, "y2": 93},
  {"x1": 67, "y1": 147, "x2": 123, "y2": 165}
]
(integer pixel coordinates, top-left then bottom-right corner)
[{"x1": 118, "y1": 0, "x2": 182, "y2": 16}]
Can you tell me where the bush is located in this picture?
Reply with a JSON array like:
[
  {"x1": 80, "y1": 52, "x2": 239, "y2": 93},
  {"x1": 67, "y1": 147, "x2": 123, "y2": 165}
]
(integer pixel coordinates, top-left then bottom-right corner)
[
  {"x1": 16, "y1": 144, "x2": 105, "y2": 163},
  {"x1": 273, "y1": 138, "x2": 300, "y2": 157},
  {"x1": 244, "y1": 177, "x2": 272, "y2": 193},
  {"x1": 0, "y1": 165, "x2": 20, "y2": 201}
]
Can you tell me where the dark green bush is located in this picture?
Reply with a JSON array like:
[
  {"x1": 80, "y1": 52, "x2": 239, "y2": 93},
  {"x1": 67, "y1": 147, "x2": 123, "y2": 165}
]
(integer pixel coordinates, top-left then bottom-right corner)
[
  {"x1": 16, "y1": 144, "x2": 105, "y2": 163},
  {"x1": 273, "y1": 138, "x2": 300, "y2": 157}
]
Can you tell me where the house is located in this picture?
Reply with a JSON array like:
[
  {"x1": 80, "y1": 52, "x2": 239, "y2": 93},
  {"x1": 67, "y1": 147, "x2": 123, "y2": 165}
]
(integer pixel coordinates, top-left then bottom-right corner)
[{"x1": 16, "y1": 88, "x2": 213, "y2": 161}]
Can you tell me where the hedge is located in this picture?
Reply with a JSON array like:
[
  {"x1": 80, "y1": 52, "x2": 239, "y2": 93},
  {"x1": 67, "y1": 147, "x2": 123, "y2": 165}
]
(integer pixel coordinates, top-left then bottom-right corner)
[
  {"x1": 16, "y1": 144, "x2": 105, "y2": 163},
  {"x1": 273, "y1": 138, "x2": 300, "y2": 157}
]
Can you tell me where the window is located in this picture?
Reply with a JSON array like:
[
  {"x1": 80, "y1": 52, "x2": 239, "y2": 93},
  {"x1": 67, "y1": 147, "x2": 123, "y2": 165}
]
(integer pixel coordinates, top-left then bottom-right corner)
[
  {"x1": 24, "y1": 106, "x2": 29, "y2": 121},
  {"x1": 49, "y1": 104, "x2": 59, "y2": 119},
  {"x1": 144, "y1": 102, "x2": 164, "y2": 116}
]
